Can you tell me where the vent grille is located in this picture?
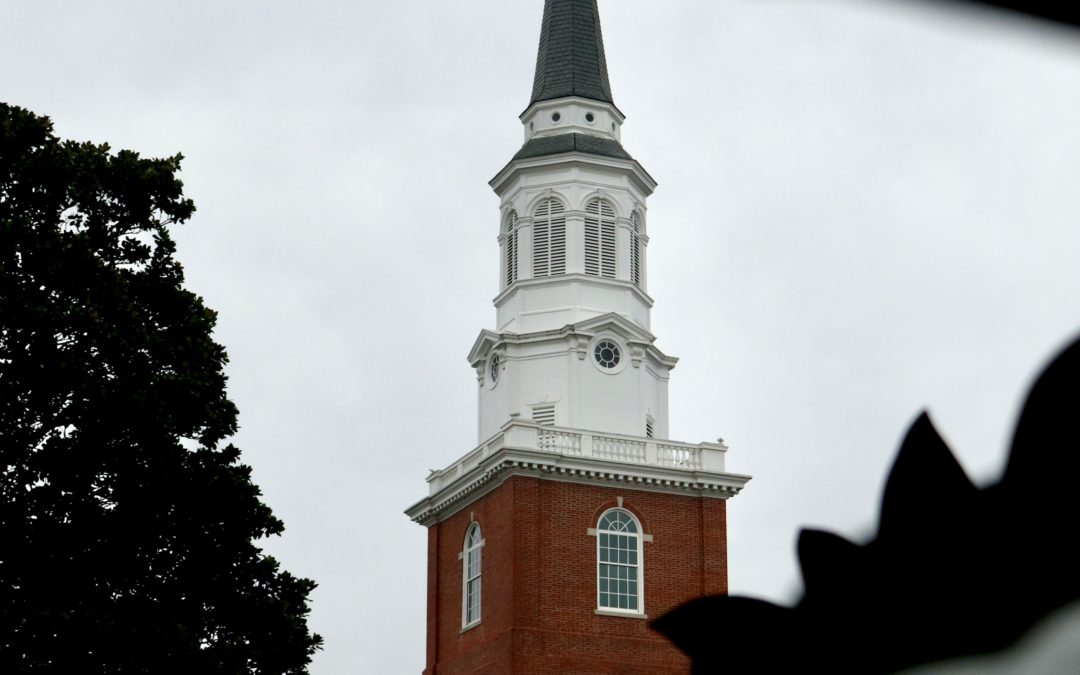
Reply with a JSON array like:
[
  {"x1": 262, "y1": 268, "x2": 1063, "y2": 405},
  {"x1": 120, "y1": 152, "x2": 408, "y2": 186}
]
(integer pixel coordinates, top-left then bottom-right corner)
[
  {"x1": 630, "y1": 212, "x2": 642, "y2": 287},
  {"x1": 504, "y1": 210, "x2": 518, "y2": 287},
  {"x1": 533, "y1": 199, "x2": 566, "y2": 277},
  {"x1": 532, "y1": 403, "x2": 556, "y2": 426},
  {"x1": 645, "y1": 416, "x2": 654, "y2": 439},
  {"x1": 584, "y1": 198, "x2": 616, "y2": 278}
]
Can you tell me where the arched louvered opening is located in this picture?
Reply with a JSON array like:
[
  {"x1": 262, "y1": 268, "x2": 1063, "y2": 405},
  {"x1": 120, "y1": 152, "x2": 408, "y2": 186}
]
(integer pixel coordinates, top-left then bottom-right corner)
[
  {"x1": 584, "y1": 198, "x2": 616, "y2": 278},
  {"x1": 630, "y1": 211, "x2": 643, "y2": 288},
  {"x1": 504, "y1": 210, "x2": 519, "y2": 287},
  {"x1": 533, "y1": 198, "x2": 566, "y2": 277}
]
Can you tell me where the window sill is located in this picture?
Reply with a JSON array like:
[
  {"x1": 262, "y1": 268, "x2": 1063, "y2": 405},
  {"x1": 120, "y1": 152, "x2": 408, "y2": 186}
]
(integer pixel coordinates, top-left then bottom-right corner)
[
  {"x1": 594, "y1": 609, "x2": 648, "y2": 620},
  {"x1": 460, "y1": 620, "x2": 481, "y2": 634}
]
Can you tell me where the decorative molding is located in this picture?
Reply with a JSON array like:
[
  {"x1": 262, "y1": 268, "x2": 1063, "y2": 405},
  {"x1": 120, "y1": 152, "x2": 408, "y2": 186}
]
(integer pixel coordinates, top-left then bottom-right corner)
[
  {"x1": 491, "y1": 153, "x2": 656, "y2": 198},
  {"x1": 491, "y1": 272, "x2": 656, "y2": 308},
  {"x1": 404, "y1": 422, "x2": 750, "y2": 527}
]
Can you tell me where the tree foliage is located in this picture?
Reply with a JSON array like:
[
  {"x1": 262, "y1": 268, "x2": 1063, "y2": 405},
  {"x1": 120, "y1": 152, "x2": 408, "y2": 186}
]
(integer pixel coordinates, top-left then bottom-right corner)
[{"x1": 0, "y1": 103, "x2": 321, "y2": 673}]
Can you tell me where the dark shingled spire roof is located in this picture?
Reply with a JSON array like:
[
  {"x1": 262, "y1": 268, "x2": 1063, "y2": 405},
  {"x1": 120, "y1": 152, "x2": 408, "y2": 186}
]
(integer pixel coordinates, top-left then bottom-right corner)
[{"x1": 530, "y1": 0, "x2": 614, "y2": 107}]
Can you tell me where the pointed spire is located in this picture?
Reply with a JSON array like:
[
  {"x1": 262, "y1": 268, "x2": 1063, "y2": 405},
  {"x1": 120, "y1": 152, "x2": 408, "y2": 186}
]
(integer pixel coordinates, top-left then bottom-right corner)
[{"x1": 530, "y1": 0, "x2": 614, "y2": 107}]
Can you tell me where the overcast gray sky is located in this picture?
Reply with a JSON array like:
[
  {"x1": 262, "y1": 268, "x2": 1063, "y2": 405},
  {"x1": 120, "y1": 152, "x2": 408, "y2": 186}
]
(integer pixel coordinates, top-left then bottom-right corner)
[{"x1": 4, "y1": 1, "x2": 1080, "y2": 672}]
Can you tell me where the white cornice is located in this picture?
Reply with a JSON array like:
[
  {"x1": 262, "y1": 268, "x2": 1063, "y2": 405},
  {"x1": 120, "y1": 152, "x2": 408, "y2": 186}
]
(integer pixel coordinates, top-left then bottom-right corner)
[
  {"x1": 490, "y1": 154, "x2": 657, "y2": 198},
  {"x1": 466, "y1": 311, "x2": 677, "y2": 368},
  {"x1": 405, "y1": 422, "x2": 750, "y2": 526},
  {"x1": 405, "y1": 446, "x2": 750, "y2": 527},
  {"x1": 493, "y1": 273, "x2": 655, "y2": 309}
]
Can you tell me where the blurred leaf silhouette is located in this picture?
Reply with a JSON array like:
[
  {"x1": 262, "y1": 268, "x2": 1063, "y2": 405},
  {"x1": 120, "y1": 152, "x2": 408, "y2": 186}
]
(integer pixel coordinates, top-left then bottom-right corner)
[{"x1": 653, "y1": 334, "x2": 1080, "y2": 672}]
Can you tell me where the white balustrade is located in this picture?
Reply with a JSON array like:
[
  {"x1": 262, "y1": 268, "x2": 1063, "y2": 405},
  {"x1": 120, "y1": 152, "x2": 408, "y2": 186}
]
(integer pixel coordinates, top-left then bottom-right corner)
[
  {"x1": 427, "y1": 422, "x2": 727, "y2": 494},
  {"x1": 537, "y1": 429, "x2": 582, "y2": 455},
  {"x1": 657, "y1": 443, "x2": 701, "y2": 469},
  {"x1": 591, "y1": 435, "x2": 646, "y2": 463}
]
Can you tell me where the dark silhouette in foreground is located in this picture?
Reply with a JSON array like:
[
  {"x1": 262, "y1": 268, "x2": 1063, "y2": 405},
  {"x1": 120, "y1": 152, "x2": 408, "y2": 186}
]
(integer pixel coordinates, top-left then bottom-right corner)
[
  {"x1": 951, "y1": 1, "x2": 1080, "y2": 28},
  {"x1": 0, "y1": 103, "x2": 321, "y2": 672},
  {"x1": 653, "y1": 334, "x2": 1080, "y2": 673}
]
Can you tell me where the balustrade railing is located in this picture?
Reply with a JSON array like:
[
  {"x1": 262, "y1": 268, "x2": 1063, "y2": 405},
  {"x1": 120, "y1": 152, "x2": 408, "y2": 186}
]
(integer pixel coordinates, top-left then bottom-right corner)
[
  {"x1": 657, "y1": 443, "x2": 702, "y2": 469},
  {"x1": 538, "y1": 429, "x2": 582, "y2": 455},
  {"x1": 592, "y1": 435, "x2": 646, "y2": 463},
  {"x1": 427, "y1": 422, "x2": 726, "y2": 494}
]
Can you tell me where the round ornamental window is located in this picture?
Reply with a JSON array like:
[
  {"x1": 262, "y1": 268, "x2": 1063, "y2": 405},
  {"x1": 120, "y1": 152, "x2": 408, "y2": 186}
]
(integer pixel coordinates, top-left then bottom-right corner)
[
  {"x1": 551, "y1": 111, "x2": 561, "y2": 122},
  {"x1": 489, "y1": 353, "x2": 501, "y2": 384},
  {"x1": 594, "y1": 340, "x2": 621, "y2": 369},
  {"x1": 585, "y1": 112, "x2": 595, "y2": 123}
]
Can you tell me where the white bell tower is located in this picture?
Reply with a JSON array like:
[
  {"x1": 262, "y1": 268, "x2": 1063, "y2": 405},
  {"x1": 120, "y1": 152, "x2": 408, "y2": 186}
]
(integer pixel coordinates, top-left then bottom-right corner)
[
  {"x1": 408, "y1": 0, "x2": 747, "y2": 546},
  {"x1": 406, "y1": 11, "x2": 750, "y2": 669},
  {"x1": 470, "y1": 1, "x2": 675, "y2": 443}
]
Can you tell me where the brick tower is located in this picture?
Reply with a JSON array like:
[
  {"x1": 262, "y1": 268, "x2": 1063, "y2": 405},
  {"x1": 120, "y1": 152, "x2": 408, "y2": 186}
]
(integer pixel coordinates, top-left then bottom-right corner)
[{"x1": 406, "y1": 2, "x2": 750, "y2": 672}]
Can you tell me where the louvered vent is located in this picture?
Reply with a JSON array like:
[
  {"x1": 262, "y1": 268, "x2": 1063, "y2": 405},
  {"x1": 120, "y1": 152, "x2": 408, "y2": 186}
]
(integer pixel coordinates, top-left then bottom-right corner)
[
  {"x1": 533, "y1": 198, "x2": 566, "y2": 277},
  {"x1": 630, "y1": 212, "x2": 642, "y2": 288},
  {"x1": 584, "y1": 198, "x2": 616, "y2": 278},
  {"x1": 504, "y1": 210, "x2": 518, "y2": 287},
  {"x1": 532, "y1": 403, "x2": 556, "y2": 426},
  {"x1": 645, "y1": 416, "x2": 654, "y2": 439}
]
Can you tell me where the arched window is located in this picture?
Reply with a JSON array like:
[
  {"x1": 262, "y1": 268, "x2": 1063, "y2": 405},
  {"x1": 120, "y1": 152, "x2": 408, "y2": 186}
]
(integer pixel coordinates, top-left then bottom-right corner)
[
  {"x1": 630, "y1": 211, "x2": 642, "y2": 288},
  {"x1": 596, "y1": 508, "x2": 642, "y2": 612},
  {"x1": 462, "y1": 523, "x2": 483, "y2": 627},
  {"x1": 584, "y1": 198, "x2": 616, "y2": 278},
  {"x1": 504, "y1": 210, "x2": 518, "y2": 287},
  {"x1": 533, "y1": 198, "x2": 566, "y2": 277}
]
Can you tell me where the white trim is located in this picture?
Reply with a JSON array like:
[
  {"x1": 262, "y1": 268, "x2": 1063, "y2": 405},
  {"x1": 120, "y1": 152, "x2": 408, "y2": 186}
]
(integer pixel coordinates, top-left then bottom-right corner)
[
  {"x1": 491, "y1": 272, "x2": 654, "y2": 308},
  {"x1": 594, "y1": 609, "x2": 648, "y2": 620},
  {"x1": 490, "y1": 151, "x2": 656, "y2": 198}
]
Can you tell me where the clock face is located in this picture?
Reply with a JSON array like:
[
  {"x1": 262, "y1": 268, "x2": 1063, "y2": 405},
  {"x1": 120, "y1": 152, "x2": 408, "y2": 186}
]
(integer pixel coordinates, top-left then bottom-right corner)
[
  {"x1": 594, "y1": 339, "x2": 621, "y2": 369},
  {"x1": 489, "y1": 353, "x2": 501, "y2": 384}
]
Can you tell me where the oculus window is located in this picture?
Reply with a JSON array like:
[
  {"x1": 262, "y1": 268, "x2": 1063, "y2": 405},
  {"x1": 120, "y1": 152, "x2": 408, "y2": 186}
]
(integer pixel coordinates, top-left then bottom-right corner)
[{"x1": 594, "y1": 339, "x2": 621, "y2": 369}]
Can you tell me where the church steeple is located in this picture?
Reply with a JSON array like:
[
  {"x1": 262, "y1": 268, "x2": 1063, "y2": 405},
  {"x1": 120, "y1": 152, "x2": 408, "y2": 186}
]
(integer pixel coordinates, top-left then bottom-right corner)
[
  {"x1": 530, "y1": 0, "x2": 614, "y2": 107},
  {"x1": 408, "y1": 6, "x2": 749, "y2": 672}
]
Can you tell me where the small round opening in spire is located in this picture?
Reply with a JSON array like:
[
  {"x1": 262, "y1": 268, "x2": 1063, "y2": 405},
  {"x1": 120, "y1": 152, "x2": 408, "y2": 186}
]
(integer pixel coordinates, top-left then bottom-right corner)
[
  {"x1": 585, "y1": 112, "x2": 595, "y2": 123},
  {"x1": 551, "y1": 112, "x2": 561, "y2": 123}
]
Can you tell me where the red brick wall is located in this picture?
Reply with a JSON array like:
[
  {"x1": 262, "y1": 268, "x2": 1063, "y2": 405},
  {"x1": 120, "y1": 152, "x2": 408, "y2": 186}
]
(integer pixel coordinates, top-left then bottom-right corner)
[{"x1": 424, "y1": 476, "x2": 728, "y2": 674}]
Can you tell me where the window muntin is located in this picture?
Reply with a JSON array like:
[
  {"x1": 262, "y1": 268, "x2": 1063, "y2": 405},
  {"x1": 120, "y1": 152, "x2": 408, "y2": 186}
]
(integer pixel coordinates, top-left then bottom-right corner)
[
  {"x1": 533, "y1": 198, "x2": 566, "y2": 277},
  {"x1": 504, "y1": 210, "x2": 519, "y2": 287},
  {"x1": 584, "y1": 198, "x2": 616, "y2": 278},
  {"x1": 597, "y1": 508, "x2": 642, "y2": 612},
  {"x1": 594, "y1": 339, "x2": 621, "y2": 369},
  {"x1": 463, "y1": 523, "x2": 483, "y2": 627}
]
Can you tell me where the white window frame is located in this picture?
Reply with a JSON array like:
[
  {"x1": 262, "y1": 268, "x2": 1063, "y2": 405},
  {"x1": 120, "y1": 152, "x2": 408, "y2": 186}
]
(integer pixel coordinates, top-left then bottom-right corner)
[
  {"x1": 461, "y1": 522, "x2": 483, "y2": 629},
  {"x1": 593, "y1": 508, "x2": 645, "y2": 616}
]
